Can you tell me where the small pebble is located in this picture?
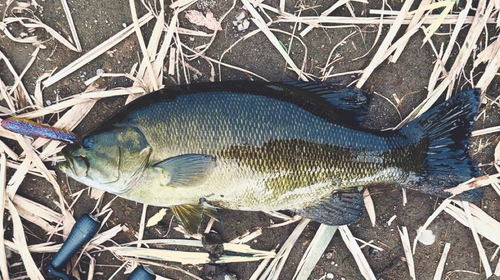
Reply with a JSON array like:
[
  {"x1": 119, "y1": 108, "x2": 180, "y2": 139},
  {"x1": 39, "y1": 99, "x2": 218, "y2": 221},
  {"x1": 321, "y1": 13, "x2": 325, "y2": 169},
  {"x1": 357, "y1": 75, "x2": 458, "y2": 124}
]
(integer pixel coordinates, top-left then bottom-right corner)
[
  {"x1": 235, "y1": 11, "x2": 245, "y2": 21},
  {"x1": 417, "y1": 227, "x2": 436, "y2": 245},
  {"x1": 223, "y1": 274, "x2": 237, "y2": 280},
  {"x1": 242, "y1": 19, "x2": 250, "y2": 29},
  {"x1": 368, "y1": 247, "x2": 381, "y2": 258},
  {"x1": 326, "y1": 273, "x2": 334, "y2": 279}
]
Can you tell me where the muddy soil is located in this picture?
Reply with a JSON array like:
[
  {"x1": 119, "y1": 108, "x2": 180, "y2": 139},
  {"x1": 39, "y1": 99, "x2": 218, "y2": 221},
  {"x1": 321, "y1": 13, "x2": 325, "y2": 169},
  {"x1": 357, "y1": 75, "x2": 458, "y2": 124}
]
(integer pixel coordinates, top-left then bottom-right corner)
[{"x1": 0, "y1": 0, "x2": 499, "y2": 279}]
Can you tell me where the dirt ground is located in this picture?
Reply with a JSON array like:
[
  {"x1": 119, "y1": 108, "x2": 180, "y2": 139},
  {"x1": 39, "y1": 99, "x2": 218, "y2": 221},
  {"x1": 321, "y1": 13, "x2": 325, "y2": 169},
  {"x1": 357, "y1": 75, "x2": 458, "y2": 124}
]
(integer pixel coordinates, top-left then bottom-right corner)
[{"x1": 1, "y1": 0, "x2": 500, "y2": 279}]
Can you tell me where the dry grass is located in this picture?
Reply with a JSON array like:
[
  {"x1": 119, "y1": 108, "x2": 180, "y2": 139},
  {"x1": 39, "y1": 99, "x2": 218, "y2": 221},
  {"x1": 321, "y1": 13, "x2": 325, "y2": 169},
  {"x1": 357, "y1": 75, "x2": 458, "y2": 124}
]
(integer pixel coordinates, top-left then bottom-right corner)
[{"x1": 0, "y1": 0, "x2": 500, "y2": 279}]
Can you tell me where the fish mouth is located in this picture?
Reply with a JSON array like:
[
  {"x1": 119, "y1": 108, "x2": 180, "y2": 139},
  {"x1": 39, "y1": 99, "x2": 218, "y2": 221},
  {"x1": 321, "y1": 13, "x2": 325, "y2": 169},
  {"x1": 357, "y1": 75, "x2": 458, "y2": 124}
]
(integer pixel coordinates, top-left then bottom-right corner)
[{"x1": 58, "y1": 149, "x2": 89, "y2": 178}]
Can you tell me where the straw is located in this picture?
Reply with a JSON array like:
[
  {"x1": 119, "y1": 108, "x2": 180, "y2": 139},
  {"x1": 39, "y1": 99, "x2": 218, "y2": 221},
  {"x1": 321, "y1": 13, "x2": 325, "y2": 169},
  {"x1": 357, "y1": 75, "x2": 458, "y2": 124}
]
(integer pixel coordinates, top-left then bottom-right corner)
[
  {"x1": 462, "y1": 201, "x2": 492, "y2": 277},
  {"x1": 7, "y1": 199, "x2": 44, "y2": 279},
  {"x1": 445, "y1": 174, "x2": 500, "y2": 196},
  {"x1": 0, "y1": 153, "x2": 9, "y2": 280},
  {"x1": 356, "y1": 0, "x2": 414, "y2": 88},
  {"x1": 390, "y1": 0, "x2": 432, "y2": 62},
  {"x1": 129, "y1": 0, "x2": 159, "y2": 92},
  {"x1": 258, "y1": 218, "x2": 310, "y2": 280},
  {"x1": 433, "y1": 243, "x2": 451, "y2": 280},
  {"x1": 363, "y1": 188, "x2": 376, "y2": 226},
  {"x1": 278, "y1": 14, "x2": 497, "y2": 25},
  {"x1": 242, "y1": 0, "x2": 308, "y2": 81},
  {"x1": 339, "y1": 225, "x2": 376, "y2": 280},
  {"x1": 43, "y1": 12, "x2": 155, "y2": 88},
  {"x1": 398, "y1": 226, "x2": 415, "y2": 279},
  {"x1": 476, "y1": 35, "x2": 500, "y2": 91},
  {"x1": 60, "y1": 0, "x2": 82, "y2": 52},
  {"x1": 300, "y1": 0, "x2": 352, "y2": 37},
  {"x1": 146, "y1": 208, "x2": 168, "y2": 227},
  {"x1": 292, "y1": 224, "x2": 338, "y2": 280},
  {"x1": 444, "y1": 202, "x2": 500, "y2": 246},
  {"x1": 396, "y1": 0, "x2": 494, "y2": 127}
]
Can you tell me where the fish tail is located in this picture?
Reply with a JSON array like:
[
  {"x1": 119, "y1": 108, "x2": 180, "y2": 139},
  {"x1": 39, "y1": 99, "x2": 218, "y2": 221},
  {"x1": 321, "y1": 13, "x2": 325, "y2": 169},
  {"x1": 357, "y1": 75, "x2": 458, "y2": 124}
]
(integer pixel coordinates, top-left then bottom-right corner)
[{"x1": 401, "y1": 89, "x2": 482, "y2": 201}]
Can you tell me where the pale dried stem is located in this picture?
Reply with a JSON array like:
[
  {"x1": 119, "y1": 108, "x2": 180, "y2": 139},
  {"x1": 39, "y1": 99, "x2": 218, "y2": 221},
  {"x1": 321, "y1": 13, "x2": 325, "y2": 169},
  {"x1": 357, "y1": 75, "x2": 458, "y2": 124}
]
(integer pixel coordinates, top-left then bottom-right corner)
[
  {"x1": 242, "y1": 0, "x2": 308, "y2": 81},
  {"x1": 433, "y1": 243, "x2": 451, "y2": 280},
  {"x1": 363, "y1": 188, "x2": 376, "y2": 226},
  {"x1": 395, "y1": 0, "x2": 494, "y2": 128},
  {"x1": 444, "y1": 201, "x2": 500, "y2": 246},
  {"x1": 129, "y1": 0, "x2": 159, "y2": 92},
  {"x1": 390, "y1": 0, "x2": 432, "y2": 62},
  {"x1": 398, "y1": 226, "x2": 415, "y2": 279},
  {"x1": 278, "y1": 14, "x2": 497, "y2": 25},
  {"x1": 6, "y1": 47, "x2": 38, "y2": 110},
  {"x1": 257, "y1": 219, "x2": 309, "y2": 280},
  {"x1": 0, "y1": 153, "x2": 9, "y2": 280},
  {"x1": 60, "y1": 0, "x2": 82, "y2": 51},
  {"x1": 7, "y1": 199, "x2": 44, "y2": 279},
  {"x1": 0, "y1": 51, "x2": 24, "y2": 112},
  {"x1": 473, "y1": 125, "x2": 500, "y2": 137},
  {"x1": 43, "y1": 12, "x2": 154, "y2": 88},
  {"x1": 356, "y1": 0, "x2": 414, "y2": 88},
  {"x1": 292, "y1": 225, "x2": 337, "y2": 280},
  {"x1": 300, "y1": 0, "x2": 351, "y2": 37},
  {"x1": 339, "y1": 225, "x2": 376, "y2": 280},
  {"x1": 462, "y1": 201, "x2": 492, "y2": 277},
  {"x1": 2, "y1": 17, "x2": 77, "y2": 51}
]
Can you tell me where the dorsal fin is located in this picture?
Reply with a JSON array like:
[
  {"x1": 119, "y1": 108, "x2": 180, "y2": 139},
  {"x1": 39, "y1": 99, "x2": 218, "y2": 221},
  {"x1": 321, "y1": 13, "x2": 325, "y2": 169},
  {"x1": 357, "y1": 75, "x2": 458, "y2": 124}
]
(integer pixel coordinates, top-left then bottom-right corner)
[
  {"x1": 89, "y1": 81, "x2": 372, "y2": 134},
  {"x1": 281, "y1": 81, "x2": 371, "y2": 126}
]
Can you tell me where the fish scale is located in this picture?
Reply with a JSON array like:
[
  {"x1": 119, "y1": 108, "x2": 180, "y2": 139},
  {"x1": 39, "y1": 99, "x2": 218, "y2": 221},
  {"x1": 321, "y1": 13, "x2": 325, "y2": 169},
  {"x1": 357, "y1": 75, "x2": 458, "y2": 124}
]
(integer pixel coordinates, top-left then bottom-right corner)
[
  {"x1": 60, "y1": 82, "x2": 483, "y2": 233},
  {"x1": 95, "y1": 92, "x2": 403, "y2": 206}
]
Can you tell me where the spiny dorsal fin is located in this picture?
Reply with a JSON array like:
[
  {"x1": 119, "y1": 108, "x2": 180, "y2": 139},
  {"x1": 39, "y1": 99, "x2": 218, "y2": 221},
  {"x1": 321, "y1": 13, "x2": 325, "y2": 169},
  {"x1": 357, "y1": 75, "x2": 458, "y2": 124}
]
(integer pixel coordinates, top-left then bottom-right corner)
[{"x1": 170, "y1": 204, "x2": 218, "y2": 234}]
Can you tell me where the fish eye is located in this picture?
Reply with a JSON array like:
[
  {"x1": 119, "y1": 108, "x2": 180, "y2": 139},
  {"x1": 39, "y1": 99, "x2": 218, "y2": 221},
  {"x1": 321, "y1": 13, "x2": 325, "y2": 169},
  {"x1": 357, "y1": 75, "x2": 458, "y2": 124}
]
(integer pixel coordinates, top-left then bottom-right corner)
[{"x1": 82, "y1": 136, "x2": 94, "y2": 149}]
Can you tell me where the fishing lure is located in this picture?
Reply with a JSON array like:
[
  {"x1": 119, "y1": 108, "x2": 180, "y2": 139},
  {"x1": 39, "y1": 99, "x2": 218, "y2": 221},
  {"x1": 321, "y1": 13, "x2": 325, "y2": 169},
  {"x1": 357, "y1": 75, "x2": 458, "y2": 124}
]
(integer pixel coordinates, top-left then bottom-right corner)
[{"x1": 1, "y1": 117, "x2": 78, "y2": 143}]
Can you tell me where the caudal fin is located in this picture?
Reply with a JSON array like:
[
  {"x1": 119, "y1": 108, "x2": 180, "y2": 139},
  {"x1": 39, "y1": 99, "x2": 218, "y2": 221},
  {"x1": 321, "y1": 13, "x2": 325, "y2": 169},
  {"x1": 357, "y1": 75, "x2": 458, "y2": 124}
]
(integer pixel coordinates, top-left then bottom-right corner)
[{"x1": 402, "y1": 89, "x2": 483, "y2": 201}]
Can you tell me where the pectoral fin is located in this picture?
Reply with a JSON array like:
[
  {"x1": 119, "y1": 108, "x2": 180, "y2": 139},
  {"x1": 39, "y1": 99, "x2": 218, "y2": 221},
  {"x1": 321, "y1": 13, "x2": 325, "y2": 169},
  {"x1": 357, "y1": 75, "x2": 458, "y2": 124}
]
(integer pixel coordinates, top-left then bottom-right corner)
[
  {"x1": 153, "y1": 154, "x2": 216, "y2": 187},
  {"x1": 295, "y1": 192, "x2": 364, "y2": 225},
  {"x1": 170, "y1": 204, "x2": 218, "y2": 234}
]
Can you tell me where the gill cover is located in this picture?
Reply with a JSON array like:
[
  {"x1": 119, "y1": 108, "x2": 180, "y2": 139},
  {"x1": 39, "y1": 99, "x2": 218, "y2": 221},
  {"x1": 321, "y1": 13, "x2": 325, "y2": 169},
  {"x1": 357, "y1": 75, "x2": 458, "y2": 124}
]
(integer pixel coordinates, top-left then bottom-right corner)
[{"x1": 62, "y1": 126, "x2": 151, "y2": 194}]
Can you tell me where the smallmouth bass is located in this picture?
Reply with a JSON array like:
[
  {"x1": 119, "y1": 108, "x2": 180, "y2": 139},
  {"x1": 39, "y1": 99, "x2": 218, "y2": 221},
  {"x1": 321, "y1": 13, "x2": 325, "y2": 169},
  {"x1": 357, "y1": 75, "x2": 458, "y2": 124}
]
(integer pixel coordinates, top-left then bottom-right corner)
[{"x1": 59, "y1": 82, "x2": 482, "y2": 233}]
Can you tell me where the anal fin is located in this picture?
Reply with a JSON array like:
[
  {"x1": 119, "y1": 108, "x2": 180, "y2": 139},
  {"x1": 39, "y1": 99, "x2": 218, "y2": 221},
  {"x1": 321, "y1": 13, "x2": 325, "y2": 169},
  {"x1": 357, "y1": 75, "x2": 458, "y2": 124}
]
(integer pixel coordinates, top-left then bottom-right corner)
[
  {"x1": 170, "y1": 204, "x2": 218, "y2": 234},
  {"x1": 295, "y1": 192, "x2": 364, "y2": 225}
]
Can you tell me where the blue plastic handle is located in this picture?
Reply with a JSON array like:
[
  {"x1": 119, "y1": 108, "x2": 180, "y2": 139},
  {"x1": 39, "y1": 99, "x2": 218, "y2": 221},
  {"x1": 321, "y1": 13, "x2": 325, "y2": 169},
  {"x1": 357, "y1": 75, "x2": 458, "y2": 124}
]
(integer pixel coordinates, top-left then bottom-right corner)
[
  {"x1": 127, "y1": 265, "x2": 156, "y2": 280},
  {"x1": 48, "y1": 214, "x2": 100, "y2": 278}
]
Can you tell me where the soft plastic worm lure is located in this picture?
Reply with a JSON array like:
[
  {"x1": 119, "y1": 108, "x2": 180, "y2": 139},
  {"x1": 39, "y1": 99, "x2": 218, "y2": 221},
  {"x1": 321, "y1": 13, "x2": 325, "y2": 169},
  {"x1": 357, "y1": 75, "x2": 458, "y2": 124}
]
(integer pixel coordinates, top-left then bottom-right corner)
[{"x1": 1, "y1": 117, "x2": 78, "y2": 143}]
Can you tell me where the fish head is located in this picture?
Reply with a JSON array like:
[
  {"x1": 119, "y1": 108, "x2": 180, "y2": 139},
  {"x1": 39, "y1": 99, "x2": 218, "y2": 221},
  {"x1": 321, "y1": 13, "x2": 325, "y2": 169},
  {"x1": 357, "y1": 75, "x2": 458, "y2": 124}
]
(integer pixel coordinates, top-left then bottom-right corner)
[{"x1": 59, "y1": 126, "x2": 152, "y2": 194}]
